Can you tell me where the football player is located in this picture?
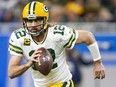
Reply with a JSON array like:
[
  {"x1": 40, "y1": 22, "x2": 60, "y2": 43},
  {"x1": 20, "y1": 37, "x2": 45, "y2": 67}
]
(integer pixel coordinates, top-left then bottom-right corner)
[{"x1": 8, "y1": 1, "x2": 105, "y2": 87}]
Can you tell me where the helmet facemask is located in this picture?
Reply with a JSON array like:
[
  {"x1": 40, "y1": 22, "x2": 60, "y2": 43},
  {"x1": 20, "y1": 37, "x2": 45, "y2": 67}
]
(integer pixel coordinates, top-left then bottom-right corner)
[{"x1": 23, "y1": 17, "x2": 48, "y2": 36}]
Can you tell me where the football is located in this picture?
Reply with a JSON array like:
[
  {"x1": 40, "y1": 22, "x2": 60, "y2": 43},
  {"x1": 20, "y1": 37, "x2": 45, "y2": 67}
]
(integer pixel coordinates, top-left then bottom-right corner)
[{"x1": 33, "y1": 47, "x2": 53, "y2": 75}]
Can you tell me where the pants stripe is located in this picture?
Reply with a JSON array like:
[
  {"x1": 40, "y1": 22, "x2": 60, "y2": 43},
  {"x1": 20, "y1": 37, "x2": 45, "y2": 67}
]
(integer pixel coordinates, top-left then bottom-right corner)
[
  {"x1": 62, "y1": 82, "x2": 67, "y2": 87},
  {"x1": 62, "y1": 80, "x2": 73, "y2": 87}
]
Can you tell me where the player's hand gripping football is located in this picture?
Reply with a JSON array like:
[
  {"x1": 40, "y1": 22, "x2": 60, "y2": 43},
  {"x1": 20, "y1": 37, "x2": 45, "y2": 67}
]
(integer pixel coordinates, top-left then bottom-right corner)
[
  {"x1": 28, "y1": 47, "x2": 53, "y2": 75},
  {"x1": 28, "y1": 49, "x2": 42, "y2": 66},
  {"x1": 94, "y1": 59, "x2": 105, "y2": 79}
]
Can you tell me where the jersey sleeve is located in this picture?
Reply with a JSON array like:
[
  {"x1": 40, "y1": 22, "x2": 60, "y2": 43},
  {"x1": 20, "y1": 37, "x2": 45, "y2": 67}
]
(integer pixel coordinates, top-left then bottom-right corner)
[
  {"x1": 8, "y1": 32, "x2": 23, "y2": 56},
  {"x1": 58, "y1": 25, "x2": 78, "y2": 49}
]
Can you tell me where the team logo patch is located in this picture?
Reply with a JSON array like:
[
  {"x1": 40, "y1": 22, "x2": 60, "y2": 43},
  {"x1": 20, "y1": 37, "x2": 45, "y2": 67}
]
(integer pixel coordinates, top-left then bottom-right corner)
[
  {"x1": 24, "y1": 38, "x2": 30, "y2": 46},
  {"x1": 43, "y1": 5, "x2": 48, "y2": 12}
]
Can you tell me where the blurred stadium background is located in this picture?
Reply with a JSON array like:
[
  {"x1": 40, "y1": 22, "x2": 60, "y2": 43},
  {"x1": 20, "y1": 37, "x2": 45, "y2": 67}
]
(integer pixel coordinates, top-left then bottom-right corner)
[{"x1": 0, "y1": 0, "x2": 116, "y2": 87}]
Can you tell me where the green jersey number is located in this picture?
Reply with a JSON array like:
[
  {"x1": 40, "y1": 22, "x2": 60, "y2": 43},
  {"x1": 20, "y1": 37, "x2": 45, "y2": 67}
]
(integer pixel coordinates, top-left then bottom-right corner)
[
  {"x1": 15, "y1": 30, "x2": 26, "y2": 39},
  {"x1": 53, "y1": 25, "x2": 65, "y2": 35}
]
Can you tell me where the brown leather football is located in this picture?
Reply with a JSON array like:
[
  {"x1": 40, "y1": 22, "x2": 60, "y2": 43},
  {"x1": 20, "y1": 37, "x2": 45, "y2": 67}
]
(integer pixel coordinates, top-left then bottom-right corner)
[{"x1": 33, "y1": 47, "x2": 53, "y2": 75}]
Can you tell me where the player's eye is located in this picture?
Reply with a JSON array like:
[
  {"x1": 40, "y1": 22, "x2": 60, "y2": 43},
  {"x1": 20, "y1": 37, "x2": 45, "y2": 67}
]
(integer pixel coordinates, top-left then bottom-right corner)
[
  {"x1": 36, "y1": 17, "x2": 44, "y2": 22},
  {"x1": 25, "y1": 19, "x2": 33, "y2": 23}
]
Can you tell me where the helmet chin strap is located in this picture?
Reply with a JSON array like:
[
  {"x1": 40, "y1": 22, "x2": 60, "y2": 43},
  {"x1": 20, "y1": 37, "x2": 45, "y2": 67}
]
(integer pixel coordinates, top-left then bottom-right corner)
[{"x1": 30, "y1": 28, "x2": 45, "y2": 36}]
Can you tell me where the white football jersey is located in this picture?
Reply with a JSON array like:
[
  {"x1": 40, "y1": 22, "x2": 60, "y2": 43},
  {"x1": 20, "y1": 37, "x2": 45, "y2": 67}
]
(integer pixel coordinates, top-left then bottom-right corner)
[{"x1": 8, "y1": 25, "x2": 78, "y2": 87}]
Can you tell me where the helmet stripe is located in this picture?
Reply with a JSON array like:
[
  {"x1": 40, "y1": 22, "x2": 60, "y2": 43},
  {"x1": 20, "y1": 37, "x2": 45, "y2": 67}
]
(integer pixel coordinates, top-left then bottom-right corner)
[
  {"x1": 30, "y1": 1, "x2": 36, "y2": 15},
  {"x1": 33, "y1": 2, "x2": 36, "y2": 14},
  {"x1": 28, "y1": 2, "x2": 31, "y2": 14}
]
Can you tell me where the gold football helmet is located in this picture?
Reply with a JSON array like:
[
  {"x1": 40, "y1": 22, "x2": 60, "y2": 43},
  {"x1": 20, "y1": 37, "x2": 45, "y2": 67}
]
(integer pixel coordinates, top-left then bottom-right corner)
[{"x1": 22, "y1": 1, "x2": 49, "y2": 36}]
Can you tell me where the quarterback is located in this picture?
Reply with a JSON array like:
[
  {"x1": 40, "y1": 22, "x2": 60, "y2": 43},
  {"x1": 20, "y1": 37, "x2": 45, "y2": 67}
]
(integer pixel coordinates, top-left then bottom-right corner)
[{"x1": 8, "y1": 1, "x2": 105, "y2": 87}]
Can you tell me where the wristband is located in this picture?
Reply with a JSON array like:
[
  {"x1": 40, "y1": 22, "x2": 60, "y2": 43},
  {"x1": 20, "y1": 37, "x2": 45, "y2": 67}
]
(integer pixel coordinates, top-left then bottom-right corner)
[{"x1": 87, "y1": 42, "x2": 101, "y2": 61}]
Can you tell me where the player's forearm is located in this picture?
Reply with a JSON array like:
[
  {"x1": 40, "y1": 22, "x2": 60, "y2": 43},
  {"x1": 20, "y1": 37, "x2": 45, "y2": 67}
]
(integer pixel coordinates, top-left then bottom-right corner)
[
  {"x1": 85, "y1": 32, "x2": 101, "y2": 61},
  {"x1": 83, "y1": 31, "x2": 96, "y2": 45},
  {"x1": 8, "y1": 61, "x2": 32, "y2": 79},
  {"x1": 76, "y1": 30, "x2": 101, "y2": 61}
]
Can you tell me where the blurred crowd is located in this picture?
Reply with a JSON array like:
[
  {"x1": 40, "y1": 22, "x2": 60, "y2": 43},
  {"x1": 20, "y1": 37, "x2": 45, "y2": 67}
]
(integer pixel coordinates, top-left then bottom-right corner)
[{"x1": 0, "y1": 0, "x2": 116, "y2": 23}]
